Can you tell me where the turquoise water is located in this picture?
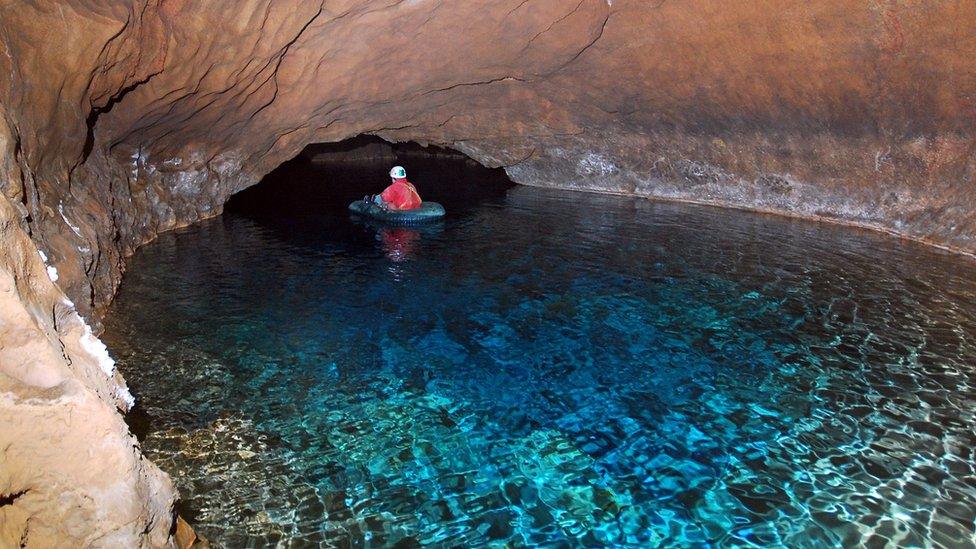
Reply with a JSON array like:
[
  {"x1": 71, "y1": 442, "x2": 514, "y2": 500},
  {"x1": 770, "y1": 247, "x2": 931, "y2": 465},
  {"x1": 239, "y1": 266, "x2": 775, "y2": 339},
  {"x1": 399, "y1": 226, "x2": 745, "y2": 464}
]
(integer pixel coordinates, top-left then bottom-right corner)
[{"x1": 103, "y1": 157, "x2": 976, "y2": 547}]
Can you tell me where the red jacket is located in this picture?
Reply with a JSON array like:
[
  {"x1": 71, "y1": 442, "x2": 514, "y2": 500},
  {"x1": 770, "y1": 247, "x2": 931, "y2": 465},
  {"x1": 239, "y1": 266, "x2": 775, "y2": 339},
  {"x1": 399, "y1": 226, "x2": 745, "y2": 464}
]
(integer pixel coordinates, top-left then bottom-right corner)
[{"x1": 380, "y1": 178, "x2": 422, "y2": 210}]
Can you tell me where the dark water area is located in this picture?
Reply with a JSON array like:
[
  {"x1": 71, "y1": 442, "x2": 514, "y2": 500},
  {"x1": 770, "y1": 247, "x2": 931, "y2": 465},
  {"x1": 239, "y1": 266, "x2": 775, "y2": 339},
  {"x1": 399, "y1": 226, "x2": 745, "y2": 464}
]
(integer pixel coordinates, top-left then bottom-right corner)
[{"x1": 103, "y1": 153, "x2": 976, "y2": 547}]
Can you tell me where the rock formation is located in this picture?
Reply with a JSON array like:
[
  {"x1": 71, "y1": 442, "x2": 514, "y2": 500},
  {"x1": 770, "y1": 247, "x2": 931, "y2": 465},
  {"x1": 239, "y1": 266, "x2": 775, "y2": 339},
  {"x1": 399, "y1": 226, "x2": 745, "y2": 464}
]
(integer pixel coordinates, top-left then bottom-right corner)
[
  {"x1": 0, "y1": 192, "x2": 174, "y2": 546},
  {"x1": 0, "y1": 0, "x2": 974, "y2": 545}
]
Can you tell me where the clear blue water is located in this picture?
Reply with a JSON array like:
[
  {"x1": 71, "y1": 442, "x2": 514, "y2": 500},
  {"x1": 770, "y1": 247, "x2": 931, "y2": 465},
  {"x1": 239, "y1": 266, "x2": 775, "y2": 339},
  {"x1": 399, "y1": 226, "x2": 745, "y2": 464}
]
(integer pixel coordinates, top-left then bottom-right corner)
[{"x1": 103, "y1": 156, "x2": 976, "y2": 547}]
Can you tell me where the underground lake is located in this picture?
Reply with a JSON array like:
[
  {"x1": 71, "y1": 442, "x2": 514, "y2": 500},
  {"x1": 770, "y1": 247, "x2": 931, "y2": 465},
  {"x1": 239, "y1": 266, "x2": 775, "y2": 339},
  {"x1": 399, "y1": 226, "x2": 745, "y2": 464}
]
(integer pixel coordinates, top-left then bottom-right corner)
[{"x1": 97, "y1": 151, "x2": 976, "y2": 547}]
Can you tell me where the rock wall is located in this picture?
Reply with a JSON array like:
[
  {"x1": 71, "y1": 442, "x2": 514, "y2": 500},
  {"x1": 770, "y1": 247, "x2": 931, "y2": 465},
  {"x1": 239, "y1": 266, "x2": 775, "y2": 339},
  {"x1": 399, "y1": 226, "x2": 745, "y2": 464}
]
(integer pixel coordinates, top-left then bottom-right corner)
[
  {"x1": 4, "y1": 0, "x2": 976, "y2": 318},
  {"x1": 0, "y1": 0, "x2": 974, "y2": 545},
  {"x1": 0, "y1": 183, "x2": 175, "y2": 545}
]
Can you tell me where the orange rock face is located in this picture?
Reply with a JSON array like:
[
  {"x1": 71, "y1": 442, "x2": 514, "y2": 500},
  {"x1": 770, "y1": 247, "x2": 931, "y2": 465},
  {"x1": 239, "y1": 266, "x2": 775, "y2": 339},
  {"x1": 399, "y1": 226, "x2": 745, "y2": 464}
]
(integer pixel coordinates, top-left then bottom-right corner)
[{"x1": 1, "y1": 0, "x2": 975, "y2": 545}]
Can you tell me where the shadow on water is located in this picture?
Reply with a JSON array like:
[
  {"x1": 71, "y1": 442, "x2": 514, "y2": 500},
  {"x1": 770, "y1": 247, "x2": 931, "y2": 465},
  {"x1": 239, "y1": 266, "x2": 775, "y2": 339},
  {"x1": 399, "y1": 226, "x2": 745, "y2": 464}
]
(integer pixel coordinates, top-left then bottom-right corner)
[{"x1": 105, "y1": 139, "x2": 976, "y2": 547}]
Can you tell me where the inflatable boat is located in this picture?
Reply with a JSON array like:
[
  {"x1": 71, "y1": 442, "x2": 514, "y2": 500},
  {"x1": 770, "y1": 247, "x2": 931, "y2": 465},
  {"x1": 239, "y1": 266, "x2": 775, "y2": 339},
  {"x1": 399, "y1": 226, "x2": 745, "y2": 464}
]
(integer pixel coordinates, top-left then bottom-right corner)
[{"x1": 348, "y1": 200, "x2": 446, "y2": 224}]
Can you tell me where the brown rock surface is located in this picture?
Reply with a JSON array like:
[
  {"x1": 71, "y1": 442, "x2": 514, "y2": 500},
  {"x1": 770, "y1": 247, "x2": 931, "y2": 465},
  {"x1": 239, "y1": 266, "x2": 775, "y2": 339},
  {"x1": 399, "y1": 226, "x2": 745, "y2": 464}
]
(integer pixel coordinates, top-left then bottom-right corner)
[
  {"x1": 0, "y1": 192, "x2": 175, "y2": 546},
  {"x1": 0, "y1": 0, "x2": 974, "y2": 545}
]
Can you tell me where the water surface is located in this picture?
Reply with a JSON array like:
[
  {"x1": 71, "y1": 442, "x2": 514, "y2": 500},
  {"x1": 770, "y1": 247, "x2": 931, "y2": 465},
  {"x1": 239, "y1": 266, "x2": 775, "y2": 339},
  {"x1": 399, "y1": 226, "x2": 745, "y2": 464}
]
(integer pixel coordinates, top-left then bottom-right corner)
[{"x1": 104, "y1": 156, "x2": 976, "y2": 547}]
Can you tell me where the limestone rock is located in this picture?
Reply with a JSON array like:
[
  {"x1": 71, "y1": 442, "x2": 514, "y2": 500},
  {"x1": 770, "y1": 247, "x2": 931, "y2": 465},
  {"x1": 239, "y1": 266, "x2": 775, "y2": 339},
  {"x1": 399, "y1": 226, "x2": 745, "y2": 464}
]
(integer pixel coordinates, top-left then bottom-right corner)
[{"x1": 0, "y1": 193, "x2": 176, "y2": 546}]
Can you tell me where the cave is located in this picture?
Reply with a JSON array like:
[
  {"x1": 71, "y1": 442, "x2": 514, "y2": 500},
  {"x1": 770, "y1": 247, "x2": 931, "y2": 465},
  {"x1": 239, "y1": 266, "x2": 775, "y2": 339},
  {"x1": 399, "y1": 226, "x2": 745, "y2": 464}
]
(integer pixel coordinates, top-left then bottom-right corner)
[
  {"x1": 2, "y1": 1, "x2": 976, "y2": 547},
  {"x1": 226, "y1": 136, "x2": 514, "y2": 220}
]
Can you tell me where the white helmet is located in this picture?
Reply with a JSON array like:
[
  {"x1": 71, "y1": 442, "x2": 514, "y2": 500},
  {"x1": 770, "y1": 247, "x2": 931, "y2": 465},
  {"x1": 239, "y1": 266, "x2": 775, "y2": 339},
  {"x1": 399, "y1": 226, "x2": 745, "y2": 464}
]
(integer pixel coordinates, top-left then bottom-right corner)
[{"x1": 390, "y1": 166, "x2": 406, "y2": 179}]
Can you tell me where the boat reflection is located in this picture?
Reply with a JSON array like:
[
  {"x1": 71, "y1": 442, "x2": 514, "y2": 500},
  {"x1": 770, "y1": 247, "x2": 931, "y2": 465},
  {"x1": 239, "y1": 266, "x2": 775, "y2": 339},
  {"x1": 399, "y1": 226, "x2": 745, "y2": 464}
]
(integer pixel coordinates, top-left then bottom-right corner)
[
  {"x1": 352, "y1": 217, "x2": 444, "y2": 280},
  {"x1": 380, "y1": 226, "x2": 421, "y2": 263}
]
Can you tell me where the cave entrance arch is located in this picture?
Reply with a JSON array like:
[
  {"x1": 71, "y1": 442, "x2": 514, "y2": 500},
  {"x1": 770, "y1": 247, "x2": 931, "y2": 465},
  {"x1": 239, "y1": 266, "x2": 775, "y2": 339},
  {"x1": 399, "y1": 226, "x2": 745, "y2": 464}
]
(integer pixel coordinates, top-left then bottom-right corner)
[{"x1": 225, "y1": 136, "x2": 515, "y2": 219}]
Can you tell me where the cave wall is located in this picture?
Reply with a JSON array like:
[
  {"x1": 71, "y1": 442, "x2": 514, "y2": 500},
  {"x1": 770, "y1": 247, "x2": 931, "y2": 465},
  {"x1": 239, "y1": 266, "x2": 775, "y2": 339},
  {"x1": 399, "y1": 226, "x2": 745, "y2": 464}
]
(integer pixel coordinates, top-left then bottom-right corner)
[
  {"x1": 1, "y1": 0, "x2": 974, "y2": 546},
  {"x1": 4, "y1": 0, "x2": 976, "y2": 318},
  {"x1": 0, "y1": 168, "x2": 175, "y2": 544}
]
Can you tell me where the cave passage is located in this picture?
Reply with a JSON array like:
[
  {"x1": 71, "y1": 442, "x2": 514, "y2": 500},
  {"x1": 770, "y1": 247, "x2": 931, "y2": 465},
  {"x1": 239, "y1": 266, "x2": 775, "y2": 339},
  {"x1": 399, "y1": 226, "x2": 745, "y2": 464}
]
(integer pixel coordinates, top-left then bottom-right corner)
[
  {"x1": 226, "y1": 136, "x2": 514, "y2": 222},
  {"x1": 102, "y1": 146, "x2": 976, "y2": 546}
]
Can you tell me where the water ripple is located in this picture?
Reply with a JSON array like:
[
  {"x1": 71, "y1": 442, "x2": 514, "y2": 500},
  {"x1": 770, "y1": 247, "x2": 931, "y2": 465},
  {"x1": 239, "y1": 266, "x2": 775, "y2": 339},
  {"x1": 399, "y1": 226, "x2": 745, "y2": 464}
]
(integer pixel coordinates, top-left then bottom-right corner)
[{"x1": 104, "y1": 161, "x2": 976, "y2": 547}]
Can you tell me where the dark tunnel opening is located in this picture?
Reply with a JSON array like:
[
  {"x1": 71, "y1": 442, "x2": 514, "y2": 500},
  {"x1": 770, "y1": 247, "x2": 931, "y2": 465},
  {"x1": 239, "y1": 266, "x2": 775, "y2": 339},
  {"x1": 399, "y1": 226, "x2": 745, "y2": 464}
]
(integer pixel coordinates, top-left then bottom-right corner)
[{"x1": 225, "y1": 136, "x2": 515, "y2": 220}]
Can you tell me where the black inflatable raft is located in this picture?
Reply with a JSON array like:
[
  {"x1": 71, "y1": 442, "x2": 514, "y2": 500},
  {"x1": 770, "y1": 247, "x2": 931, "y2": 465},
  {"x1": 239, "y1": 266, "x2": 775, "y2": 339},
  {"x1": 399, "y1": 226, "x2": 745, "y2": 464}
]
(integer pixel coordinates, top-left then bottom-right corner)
[{"x1": 348, "y1": 200, "x2": 446, "y2": 224}]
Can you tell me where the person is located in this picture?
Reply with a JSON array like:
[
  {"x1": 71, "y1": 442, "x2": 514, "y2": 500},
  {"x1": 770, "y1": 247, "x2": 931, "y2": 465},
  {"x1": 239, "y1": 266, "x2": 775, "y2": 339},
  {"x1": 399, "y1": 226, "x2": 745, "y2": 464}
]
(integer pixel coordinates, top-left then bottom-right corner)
[{"x1": 373, "y1": 166, "x2": 422, "y2": 210}]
